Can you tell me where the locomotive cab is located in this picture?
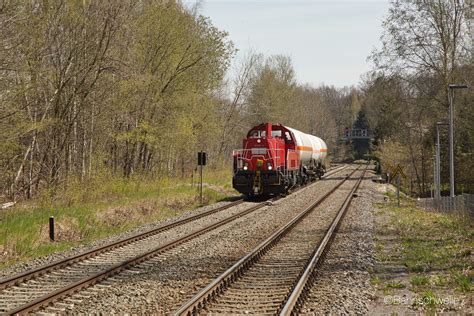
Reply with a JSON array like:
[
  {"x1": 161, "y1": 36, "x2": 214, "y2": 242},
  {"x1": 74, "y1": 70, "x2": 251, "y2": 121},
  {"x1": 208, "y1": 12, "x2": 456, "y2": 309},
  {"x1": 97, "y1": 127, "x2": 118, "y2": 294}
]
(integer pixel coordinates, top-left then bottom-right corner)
[
  {"x1": 232, "y1": 123, "x2": 327, "y2": 197},
  {"x1": 233, "y1": 124, "x2": 285, "y2": 196}
]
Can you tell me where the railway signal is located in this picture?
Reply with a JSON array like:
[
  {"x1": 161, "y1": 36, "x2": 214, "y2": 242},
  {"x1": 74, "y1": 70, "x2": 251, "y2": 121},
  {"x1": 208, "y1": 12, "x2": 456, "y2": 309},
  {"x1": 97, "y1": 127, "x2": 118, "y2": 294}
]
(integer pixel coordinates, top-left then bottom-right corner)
[
  {"x1": 197, "y1": 151, "x2": 207, "y2": 205},
  {"x1": 341, "y1": 128, "x2": 373, "y2": 140},
  {"x1": 197, "y1": 152, "x2": 207, "y2": 166}
]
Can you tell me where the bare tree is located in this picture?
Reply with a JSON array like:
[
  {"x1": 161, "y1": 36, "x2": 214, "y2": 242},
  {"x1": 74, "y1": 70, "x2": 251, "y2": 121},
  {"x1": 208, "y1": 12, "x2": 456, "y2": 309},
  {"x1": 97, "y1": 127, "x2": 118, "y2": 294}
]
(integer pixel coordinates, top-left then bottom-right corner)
[
  {"x1": 371, "y1": 0, "x2": 471, "y2": 106},
  {"x1": 217, "y1": 51, "x2": 262, "y2": 155}
]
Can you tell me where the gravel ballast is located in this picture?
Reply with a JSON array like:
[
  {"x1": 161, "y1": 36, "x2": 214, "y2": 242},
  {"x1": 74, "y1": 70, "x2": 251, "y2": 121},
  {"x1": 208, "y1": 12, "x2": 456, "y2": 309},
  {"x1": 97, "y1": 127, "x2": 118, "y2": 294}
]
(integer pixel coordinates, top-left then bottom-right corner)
[
  {"x1": 47, "y1": 167, "x2": 354, "y2": 314},
  {"x1": 199, "y1": 169, "x2": 366, "y2": 315},
  {"x1": 300, "y1": 171, "x2": 377, "y2": 315}
]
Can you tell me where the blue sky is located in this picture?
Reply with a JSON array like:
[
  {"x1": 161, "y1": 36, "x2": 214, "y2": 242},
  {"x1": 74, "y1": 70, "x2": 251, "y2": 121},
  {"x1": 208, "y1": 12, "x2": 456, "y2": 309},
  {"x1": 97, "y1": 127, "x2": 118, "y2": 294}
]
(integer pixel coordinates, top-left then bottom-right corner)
[{"x1": 190, "y1": 0, "x2": 390, "y2": 88}]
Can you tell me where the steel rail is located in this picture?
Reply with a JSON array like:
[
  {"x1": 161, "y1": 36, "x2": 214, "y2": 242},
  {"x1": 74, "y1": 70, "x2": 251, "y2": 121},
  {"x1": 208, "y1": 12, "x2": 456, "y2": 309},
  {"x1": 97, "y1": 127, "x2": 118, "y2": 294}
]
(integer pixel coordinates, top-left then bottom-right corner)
[
  {"x1": 279, "y1": 164, "x2": 368, "y2": 315},
  {"x1": 5, "y1": 202, "x2": 266, "y2": 315},
  {"x1": 0, "y1": 164, "x2": 347, "y2": 292},
  {"x1": 0, "y1": 198, "x2": 245, "y2": 291},
  {"x1": 173, "y1": 165, "x2": 361, "y2": 316},
  {"x1": 4, "y1": 165, "x2": 349, "y2": 315}
]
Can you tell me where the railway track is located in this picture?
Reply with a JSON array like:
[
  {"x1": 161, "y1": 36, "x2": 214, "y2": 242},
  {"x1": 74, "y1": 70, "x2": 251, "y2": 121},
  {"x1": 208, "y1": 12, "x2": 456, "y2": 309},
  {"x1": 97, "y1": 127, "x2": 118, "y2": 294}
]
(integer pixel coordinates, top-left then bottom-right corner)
[
  {"x1": 0, "y1": 165, "x2": 348, "y2": 315},
  {"x1": 174, "y1": 164, "x2": 367, "y2": 315},
  {"x1": 0, "y1": 199, "x2": 245, "y2": 290}
]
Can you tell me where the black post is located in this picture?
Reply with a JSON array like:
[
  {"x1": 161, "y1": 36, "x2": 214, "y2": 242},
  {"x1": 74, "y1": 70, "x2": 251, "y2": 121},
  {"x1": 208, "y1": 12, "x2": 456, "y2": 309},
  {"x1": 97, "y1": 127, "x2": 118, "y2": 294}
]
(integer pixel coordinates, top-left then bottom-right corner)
[
  {"x1": 200, "y1": 163, "x2": 203, "y2": 205},
  {"x1": 197, "y1": 151, "x2": 206, "y2": 205},
  {"x1": 49, "y1": 216, "x2": 55, "y2": 241}
]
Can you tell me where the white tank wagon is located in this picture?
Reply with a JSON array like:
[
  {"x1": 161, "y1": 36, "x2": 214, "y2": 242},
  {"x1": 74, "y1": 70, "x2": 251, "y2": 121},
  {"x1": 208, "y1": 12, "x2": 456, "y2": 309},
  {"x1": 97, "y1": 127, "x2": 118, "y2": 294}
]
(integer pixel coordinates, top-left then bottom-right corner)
[{"x1": 286, "y1": 126, "x2": 328, "y2": 164}]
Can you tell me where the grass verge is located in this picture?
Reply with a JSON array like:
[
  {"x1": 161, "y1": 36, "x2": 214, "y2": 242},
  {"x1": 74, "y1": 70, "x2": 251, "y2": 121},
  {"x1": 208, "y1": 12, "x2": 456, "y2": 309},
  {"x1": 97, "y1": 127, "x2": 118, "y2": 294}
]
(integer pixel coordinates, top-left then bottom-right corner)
[
  {"x1": 0, "y1": 167, "x2": 238, "y2": 269},
  {"x1": 373, "y1": 192, "x2": 473, "y2": 312}
]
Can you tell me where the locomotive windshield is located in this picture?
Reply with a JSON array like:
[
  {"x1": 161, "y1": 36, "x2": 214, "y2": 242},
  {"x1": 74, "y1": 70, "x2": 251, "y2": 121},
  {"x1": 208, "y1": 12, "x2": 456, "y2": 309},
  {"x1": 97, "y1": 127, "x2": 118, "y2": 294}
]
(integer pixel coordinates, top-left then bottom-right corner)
[
  {"x1": 271, "y1": 130, "x2": 281, "y2": 137},
  {"x1": 249, "y1": 130, "x2": 266, "y2": 138}
]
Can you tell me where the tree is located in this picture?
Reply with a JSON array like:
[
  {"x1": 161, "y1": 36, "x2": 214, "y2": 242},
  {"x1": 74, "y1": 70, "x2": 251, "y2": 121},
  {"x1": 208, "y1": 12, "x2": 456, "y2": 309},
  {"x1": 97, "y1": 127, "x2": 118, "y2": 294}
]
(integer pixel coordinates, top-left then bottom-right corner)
[
  {"x1": 367, "y1": 0, "x2": 473, "y2": 195},
  {"x1": 360, "y1": 73, "x2": 403, "y2": 143},
  {"x1": 0, "y1": 0, "x2": 234, "y2": 198},
  {"x1": 296, "y1": 85, "x2": 337, "y2": 154},
  {"x1": 246, "y1": 55, "x2": 297, "y2": 126},
  {"x1": 351, "y1": 111, "x2": 371, "y2": 159},
  {"x1": 371, "y1": 0, "x2": 471, "y2": 108},
  {"x1": 216, "y1": 52, "x2": 262, "y2": 156}
]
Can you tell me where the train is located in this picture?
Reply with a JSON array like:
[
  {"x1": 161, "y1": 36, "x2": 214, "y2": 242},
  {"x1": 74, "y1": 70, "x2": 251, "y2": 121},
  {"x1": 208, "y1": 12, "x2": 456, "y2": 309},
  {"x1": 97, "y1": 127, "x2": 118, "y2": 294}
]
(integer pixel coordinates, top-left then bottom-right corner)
[{"x1": 232, "y1": 123, "x2": 328, "y2": 196}]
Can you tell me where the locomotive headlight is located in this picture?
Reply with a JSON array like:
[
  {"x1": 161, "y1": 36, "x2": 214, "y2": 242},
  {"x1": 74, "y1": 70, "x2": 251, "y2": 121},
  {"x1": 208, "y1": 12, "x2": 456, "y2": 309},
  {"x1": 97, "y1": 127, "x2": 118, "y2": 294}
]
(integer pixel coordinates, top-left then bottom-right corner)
[
  {"x1": 257, "y1": 139, "x2": 261, "y2": 143},
  {"x1": 243, "y1": 163, "x2": 248, "y2": 171},
  {"x1": 267, "y1": 163, "x2": 272, "y2": 170}
]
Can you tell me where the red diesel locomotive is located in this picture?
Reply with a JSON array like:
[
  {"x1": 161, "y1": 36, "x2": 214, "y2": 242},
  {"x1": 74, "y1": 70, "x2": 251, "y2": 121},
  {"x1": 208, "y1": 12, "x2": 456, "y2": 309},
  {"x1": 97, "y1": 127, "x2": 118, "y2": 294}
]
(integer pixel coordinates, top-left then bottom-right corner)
[{"x1": 232, "y1": 123, "x2": 328, "y2": 196}]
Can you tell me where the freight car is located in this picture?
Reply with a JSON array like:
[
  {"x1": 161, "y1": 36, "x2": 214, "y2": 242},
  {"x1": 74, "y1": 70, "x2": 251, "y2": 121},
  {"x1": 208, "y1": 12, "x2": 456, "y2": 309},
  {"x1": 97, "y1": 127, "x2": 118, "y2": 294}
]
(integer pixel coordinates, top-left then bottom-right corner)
[{"x1": 232, "y1": 123, "x2": 327, "y2": 196}]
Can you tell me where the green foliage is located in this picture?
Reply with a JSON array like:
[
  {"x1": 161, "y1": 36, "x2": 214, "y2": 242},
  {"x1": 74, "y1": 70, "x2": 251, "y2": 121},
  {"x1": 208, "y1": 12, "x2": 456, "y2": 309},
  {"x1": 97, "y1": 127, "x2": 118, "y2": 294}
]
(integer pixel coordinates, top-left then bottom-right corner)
[
  {"x1": 410, "y1": 275, "x2": 430, "y2": 287},
  {"x1": 374, "y1": 197, "x2": 472, "y2": 315},
  {"x1": 353, "y1": 110, "x2": 369, "y2": 130},
  {"x1": 370, "y1": 276, "x2": 382, "y2": 285},
  {"x1": 385, "y1": 281, "x2": 406, "y2": 289},
  {"x1": 246, "y1": 55, "x2": 297, "y2": 126},
  {"x1": 450, "y1": 271, "x2": 472, "y2": 293},
  {"x1": 414, "y1": 290, "x2": 440, "y2": 308},
  {"x1": 365, "y1": 0, "x2": 473, "y2": 195},
  {"x1": 377, "y1": 196, "x2": 473, "y2": 299},
  {"x1": 0, "y1": 1, "x2": 235, "y2": 196}
]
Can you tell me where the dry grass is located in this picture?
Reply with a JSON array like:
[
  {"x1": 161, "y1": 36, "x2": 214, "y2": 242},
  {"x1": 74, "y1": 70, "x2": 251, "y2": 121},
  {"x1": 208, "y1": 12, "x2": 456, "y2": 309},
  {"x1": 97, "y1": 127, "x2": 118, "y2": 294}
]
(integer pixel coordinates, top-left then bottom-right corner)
[{"x1": 0, "y1": 167, "x2": 237, "y2": 268}]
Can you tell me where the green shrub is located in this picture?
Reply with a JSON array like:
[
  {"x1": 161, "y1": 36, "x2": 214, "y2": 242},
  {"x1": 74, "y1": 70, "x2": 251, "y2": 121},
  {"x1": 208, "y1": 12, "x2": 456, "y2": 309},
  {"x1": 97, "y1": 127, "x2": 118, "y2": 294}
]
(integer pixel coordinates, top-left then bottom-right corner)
[
  {"x1": 410, "y1": 275, "x2": 429, "y2": 286},
  {"x1": 451, "y1": 271, "x2": 472, "y2": 292}
]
